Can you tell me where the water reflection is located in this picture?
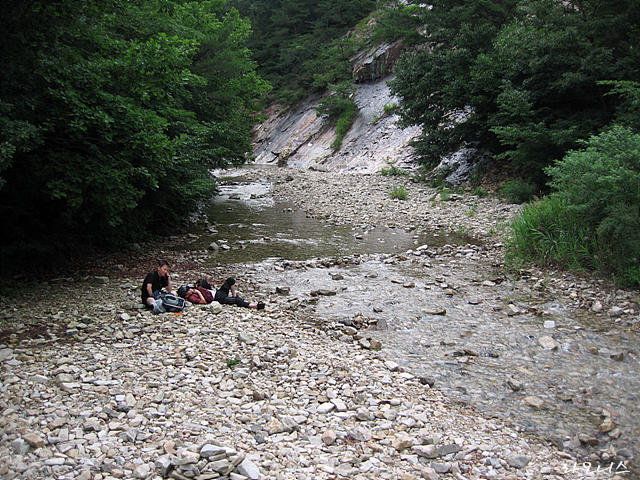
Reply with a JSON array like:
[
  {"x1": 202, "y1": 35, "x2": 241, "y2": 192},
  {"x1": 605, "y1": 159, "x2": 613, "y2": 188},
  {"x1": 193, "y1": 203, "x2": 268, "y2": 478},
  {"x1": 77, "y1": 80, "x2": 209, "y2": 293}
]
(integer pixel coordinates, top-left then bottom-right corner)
[{"x1": 179, "y1": 169, "x2": 478, "y2": 264}]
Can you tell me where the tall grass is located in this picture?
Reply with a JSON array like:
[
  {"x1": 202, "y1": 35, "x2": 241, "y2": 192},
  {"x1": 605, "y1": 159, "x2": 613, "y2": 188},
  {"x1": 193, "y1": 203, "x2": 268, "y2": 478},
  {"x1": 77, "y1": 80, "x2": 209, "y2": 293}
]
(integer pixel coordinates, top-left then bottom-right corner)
[
  {"x1": 506, "y1": 126, "x2": 640, "y2": 287},
  {"x1": 505, "y1": 196, "x2": 595, "y2": 272}
]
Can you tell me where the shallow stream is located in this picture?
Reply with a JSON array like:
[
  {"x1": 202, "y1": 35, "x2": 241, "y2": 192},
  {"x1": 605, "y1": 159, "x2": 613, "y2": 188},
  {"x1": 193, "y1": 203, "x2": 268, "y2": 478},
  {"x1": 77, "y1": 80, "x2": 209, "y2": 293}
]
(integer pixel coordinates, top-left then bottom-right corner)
[
  {"x1": 178, "y1": 167, "x2": 638, "y2": 473},
  {"x1": 177, "y1": 167, "x2": 477, "y2": 264}
]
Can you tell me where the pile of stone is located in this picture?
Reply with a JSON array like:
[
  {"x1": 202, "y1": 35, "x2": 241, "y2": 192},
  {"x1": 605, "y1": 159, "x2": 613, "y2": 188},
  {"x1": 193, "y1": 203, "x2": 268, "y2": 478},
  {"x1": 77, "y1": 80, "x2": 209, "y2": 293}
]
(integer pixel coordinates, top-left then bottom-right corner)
[{"x1": 0, "y1": 273, "x2": 613, "y2": 480}]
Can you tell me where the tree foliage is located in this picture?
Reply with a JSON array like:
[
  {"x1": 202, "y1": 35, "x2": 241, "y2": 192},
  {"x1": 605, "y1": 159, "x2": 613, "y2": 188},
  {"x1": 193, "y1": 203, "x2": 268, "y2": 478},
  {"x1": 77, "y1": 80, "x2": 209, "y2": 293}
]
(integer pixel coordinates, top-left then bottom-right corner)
[
  {"x1": 227, "y1": 0, "x2": 376, "y2": 103},
  {"x1": 390, "y1": 0, "x2": 640, "y2": 184},
  {"x1": 0, "y1": 0, "x2": 269, "y2": 270},
  {"x1": 507, "y1": 126, "x2": 640, "y2": 286}
]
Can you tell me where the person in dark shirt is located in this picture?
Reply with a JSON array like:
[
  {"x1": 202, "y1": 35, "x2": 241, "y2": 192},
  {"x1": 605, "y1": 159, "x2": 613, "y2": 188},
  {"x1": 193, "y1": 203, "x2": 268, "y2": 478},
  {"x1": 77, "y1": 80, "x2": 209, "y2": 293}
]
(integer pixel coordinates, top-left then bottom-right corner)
[
  {"x1": 141, "y1": 261, "x2": 174, "y2": 313},
  {"x1": 215, "y1": 277, "x2": 264, "y2": 309}
]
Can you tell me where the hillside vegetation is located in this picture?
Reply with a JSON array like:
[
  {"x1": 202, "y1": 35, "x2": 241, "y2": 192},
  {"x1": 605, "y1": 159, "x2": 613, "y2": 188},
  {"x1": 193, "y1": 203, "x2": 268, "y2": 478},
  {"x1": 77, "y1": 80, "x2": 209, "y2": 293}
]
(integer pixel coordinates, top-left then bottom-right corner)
[{"x1": 2, "y1": 0, "x2": 640, "y2": 285}]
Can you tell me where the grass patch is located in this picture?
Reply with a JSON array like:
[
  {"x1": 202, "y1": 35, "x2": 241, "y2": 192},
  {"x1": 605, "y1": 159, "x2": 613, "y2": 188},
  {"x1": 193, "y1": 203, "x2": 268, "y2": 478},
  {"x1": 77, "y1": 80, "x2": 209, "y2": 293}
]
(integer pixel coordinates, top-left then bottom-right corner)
[
  {"x1": 226, "y1": 357, "x2": 240, "y2": 368},
  {"x1": 389, "y1": 185, "x2": 408, "y2": 200},
  {"x1": 380, "y1": 162, "x2": 408, "y2": 176}
]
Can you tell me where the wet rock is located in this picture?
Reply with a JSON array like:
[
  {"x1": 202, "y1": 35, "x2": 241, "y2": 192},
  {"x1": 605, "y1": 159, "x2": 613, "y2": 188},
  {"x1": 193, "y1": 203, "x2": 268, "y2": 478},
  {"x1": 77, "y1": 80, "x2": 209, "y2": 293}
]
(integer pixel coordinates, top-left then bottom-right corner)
[
  {"x1": 599, "y1": 417, "x2": 616, "y2": 433},
  {"x1": 523, "y1": 396, "x2": 545, "y2": 409},
  {"x1": 538, "y1": 335, "x2": 559, "y2": 350}
]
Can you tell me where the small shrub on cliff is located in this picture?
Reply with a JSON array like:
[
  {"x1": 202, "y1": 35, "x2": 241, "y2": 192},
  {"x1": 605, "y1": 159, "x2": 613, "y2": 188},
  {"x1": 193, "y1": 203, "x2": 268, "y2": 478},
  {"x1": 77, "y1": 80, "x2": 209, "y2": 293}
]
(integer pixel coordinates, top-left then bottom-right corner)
[
  {"x1": 315, "y1": 81, "x2": 358, "y2": 150},
  {"x1": 380, "y1": 161, "x2": 408, "y2": 176}
]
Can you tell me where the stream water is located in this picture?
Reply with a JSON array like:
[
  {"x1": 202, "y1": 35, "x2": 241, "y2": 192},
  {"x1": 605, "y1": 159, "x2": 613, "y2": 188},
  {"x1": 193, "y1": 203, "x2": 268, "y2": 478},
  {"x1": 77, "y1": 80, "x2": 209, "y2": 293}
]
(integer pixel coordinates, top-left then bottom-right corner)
[
  {"x1": 178, "y1": 167, "x2": 477, "y2": 265},
  {"x1": 178, "y1": 168, "x2": 638, "y2": 473}
]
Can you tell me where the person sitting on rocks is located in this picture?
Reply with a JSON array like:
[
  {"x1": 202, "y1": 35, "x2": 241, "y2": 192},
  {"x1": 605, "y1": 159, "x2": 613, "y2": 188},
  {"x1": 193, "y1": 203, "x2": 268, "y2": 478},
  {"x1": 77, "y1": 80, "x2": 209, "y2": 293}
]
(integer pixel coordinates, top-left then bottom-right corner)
[
  {"x1": 178, "y1": 285, "x2": 214, "y2": 305},
  {"x1": 215, "y1": 277, "x2": 265, "y2": 309},
  {"x1": 141, "y1": 261, "x2": 175, "y2": 314}
]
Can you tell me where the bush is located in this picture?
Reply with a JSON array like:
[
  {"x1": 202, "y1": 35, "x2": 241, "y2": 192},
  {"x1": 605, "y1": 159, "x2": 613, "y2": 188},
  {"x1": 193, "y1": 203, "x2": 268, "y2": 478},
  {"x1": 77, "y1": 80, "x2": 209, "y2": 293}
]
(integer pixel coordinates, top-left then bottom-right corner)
[
  {"x1": 506, "y1": 126, "x2": 640, "y2": 286},
  {"x1": 315, "y1": 81, "x2": 358, "y2": 151},
  {"x1": 501, "y1": 180, "x2": 537, "y2": 204},
  {"x1": 389, "y1": 185, "x2": 408, "y2": 200},
  {"x1": 472, "y1": 188, "x2": 489, "y2": 197},
  {"x1": 380, "y1": 162, "x2": 408, "y2": 176}
]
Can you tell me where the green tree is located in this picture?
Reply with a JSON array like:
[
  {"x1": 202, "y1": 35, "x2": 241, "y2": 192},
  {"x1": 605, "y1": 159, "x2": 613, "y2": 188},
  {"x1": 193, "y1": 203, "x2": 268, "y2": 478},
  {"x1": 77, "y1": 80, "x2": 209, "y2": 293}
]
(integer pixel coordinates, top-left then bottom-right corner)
[
  {"x1": 390, "y1": 0, "x2": 640, "y2": 184},
  {"x1": 507, "y1": 126, "x2": 640, "y2": 285},
  {"x1": 227, "y1": 0, "x2": 375, "y2": 102},
  {"x1": 0, "y1": 0, "x2": 268, "y2": 271}
]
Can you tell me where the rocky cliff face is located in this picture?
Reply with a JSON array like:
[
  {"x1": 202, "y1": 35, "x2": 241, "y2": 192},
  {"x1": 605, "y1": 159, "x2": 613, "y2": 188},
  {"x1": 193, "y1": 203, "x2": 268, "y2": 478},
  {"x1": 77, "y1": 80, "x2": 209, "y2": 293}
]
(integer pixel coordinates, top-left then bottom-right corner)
[{"x1": 251, "y1": 42, "x2": 421, "y2": 174}]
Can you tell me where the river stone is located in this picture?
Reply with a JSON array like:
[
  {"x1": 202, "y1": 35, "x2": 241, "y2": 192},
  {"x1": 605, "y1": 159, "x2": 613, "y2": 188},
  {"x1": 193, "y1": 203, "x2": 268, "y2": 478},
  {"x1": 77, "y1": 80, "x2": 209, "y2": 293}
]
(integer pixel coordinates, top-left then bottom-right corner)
[
  {"x1": 347, "y1": 426, "x2": 372, "y2": 442},
  {"x1": 523, "y1": 396, "x2": 544, "y2": 409},
  {"x1": 385, "y1": 360, "x2": 400, "y2": 372},
  {"x1": 579, "y1": 433, "x2": 599, "y2": 446},
  {"x1": 236, "y1": 458, "x2": 261, "y2": 480},
  {"x1": 505, "y1": 304, "x2": 520, "y2": 316},
  {"x1": 538, "y1": 335, "x2": 559, "y2": 350},
  {"x1": 431, "y1": 462, "x2": 450, "y2": 473},
  {"x1": 322, "y1": 430, "x2": 337, "y2": 445},
  {"x1": 134, "y1": 464, "x2": 151, "y2": 479},
  {"x1": 315, "y1": 289, "x2": 337, "y2": 296},
  {"x1": 317, "y1": 402, "x2": 335, "y2": 414},
  {"x1": 375, "y1": 318, "x2": 388, "y2": 330},
  {"x1": 0, "y1": 348, "x2": 13, "y2": 360},
  {"x1": 422, "y1": 308, "x2": 446, "y2": 315},
  {"x1": 599, "y1": 417, "x2": 616, "y2": 433},
  {"x1": 610, "y1": 351, "x2": 624, "y2": 361},
  {"x1": 392, "y1": 434, "x2": 414, "y2": 451},
  {"x1": 507, "y1": 378, "x2": 523, "y2": 392},
  {"x1": 412, "y1": 445, "x2": 438, "y2": 458},
  {"x1": 200, "y1": 444, "x2": 226, "y2": 458},
  {"x1": 11, "y1": 438, "x2": 29, "y2": 455},
  {"x1": 506, "y1": 454, "x2": 530, "y2": 468},
  {"x1": 238, "y1": 332, "x2": 256, "y2": 345}
]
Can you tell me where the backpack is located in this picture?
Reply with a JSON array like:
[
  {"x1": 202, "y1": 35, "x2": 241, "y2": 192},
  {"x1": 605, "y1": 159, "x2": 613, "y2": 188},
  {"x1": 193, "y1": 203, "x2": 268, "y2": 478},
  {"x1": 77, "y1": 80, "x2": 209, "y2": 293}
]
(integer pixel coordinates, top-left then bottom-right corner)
[
  {"x1": 161, "y1": 293, "x2": 185, "y2": 312},
  {"x1": 196, "y1": 278, "x2": 212, "y2": 290}
]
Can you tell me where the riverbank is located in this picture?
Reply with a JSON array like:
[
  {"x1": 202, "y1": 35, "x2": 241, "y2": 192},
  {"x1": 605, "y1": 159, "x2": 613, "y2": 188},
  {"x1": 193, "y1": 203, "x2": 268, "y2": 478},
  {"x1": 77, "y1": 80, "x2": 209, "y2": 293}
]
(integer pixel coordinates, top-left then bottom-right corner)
[{"x1": 0, "y1": 167, "x2": 636, "y2": 479}]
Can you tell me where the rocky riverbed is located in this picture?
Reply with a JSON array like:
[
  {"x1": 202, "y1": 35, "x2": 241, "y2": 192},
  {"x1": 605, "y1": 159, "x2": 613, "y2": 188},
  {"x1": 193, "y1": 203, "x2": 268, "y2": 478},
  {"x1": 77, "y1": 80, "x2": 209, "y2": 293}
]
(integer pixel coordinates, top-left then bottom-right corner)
[{"x1": 0, "y1": 167, "x2": 637, "y2": 480}]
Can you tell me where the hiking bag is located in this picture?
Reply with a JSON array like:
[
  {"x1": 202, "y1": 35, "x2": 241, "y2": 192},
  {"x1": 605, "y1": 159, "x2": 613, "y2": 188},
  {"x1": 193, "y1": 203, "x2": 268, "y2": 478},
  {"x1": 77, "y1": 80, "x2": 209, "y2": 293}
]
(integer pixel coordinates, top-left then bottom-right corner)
[{"x1": 161, "y1": 293, "x2": 185, "y2": 312}]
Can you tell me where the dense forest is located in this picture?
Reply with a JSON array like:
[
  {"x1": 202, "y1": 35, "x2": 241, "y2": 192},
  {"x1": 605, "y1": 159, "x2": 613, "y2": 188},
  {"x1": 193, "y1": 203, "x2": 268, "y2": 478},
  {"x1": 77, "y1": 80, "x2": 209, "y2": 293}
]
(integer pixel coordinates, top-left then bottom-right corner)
[
  {"x1": 0, "y1": 0, "x2": 270, "y2": 271},
  {"x1": 2, "y1": 0, "x2": 640, "y2": 283}
]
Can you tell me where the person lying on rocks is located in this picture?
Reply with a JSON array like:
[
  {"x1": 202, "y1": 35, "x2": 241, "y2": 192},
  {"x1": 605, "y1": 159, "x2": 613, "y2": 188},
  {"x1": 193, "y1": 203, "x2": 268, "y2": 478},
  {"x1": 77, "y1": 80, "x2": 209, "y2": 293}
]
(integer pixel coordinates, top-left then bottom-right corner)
[
  {"x1": 215, "y1": 277, "x2": 265, "y2": 310},
  {"x1": 141, "y1": 261, "x2": 175, "y2": 314},
  {"x1": 177, "y1": 285, "x2": 214, "y2": 304}
]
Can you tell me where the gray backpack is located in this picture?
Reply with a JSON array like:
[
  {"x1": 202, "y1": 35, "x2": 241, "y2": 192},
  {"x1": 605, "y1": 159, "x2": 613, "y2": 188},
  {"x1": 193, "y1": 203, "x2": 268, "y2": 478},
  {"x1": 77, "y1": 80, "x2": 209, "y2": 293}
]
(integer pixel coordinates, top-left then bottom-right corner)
[{"x1": 161, "y1": 293, "x2": 185, "y2": 312}]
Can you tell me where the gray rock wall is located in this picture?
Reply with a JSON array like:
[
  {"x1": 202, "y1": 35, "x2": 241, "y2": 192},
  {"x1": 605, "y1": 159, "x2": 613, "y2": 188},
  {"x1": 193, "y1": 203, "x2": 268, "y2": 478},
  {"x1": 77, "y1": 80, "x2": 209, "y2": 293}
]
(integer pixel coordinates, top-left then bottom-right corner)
[{"x1": 250, "y1": 75, "x2": 421, "y2": 174}]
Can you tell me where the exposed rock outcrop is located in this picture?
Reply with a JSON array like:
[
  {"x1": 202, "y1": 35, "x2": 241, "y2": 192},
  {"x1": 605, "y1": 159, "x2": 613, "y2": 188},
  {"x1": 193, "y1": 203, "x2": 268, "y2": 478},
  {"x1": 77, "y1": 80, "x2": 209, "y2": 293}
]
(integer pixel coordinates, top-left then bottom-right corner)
[
  {"x1": 251, "y1": 75, "x2": 420, "y2": 173},
  {"x1": 351, "y1": 40, "x2": 404, "y2": 83}
]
